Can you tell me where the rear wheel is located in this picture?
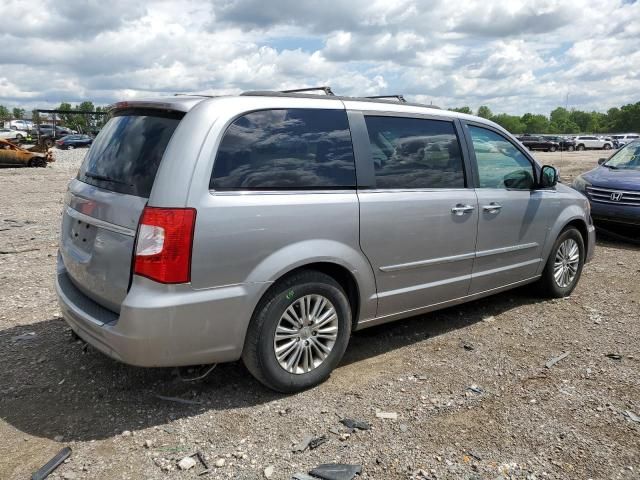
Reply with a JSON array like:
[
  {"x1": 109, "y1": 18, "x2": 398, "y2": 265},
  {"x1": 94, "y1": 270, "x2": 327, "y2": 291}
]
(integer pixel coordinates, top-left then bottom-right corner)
[
  {"x1": 242, "y1": 270, "x2": 352, "y2": 392},
  {"x1": 15, "y1": 133, "x2": 23, "y2": 141},
  {"x1": 67, "y1": 145, "x2": 75, "y2": 150},
  {"x1": 27, "y1": 156, "x2": 47, "y2": 168},
  {"x1": 549, "y1": 145, "x2": 557, "y2": 152},
  {"x1": 603, "y1": 143, "x2": 611, "y2": 150},
  {"x1": 538, "y1": 227, "x2": 585, "y2": 298},
  {"x1": 576, "y1": 144, "x2": 585, "y2": 151},
  {"x1": 567, "y1": 145, "x2": 575, "y2": 152}
]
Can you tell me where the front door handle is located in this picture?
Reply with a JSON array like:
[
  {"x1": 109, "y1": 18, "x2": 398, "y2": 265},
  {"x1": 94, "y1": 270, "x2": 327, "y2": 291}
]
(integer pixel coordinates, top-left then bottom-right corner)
[
  {"x1": 451, "y1": 204, "x2": 475, "y2": 216},
  {"x1": 482, "y1": 202, "x2": 502, "y2": 214}
]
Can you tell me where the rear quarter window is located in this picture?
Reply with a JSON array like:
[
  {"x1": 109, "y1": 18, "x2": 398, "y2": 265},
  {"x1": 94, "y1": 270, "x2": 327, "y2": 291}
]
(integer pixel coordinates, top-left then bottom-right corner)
[
  {"x1": 210, "y1": 109, "x2": 356, "y2": 190},
  {"x1": 77, "y1": 108, "x2": 183, "y2": 197}
]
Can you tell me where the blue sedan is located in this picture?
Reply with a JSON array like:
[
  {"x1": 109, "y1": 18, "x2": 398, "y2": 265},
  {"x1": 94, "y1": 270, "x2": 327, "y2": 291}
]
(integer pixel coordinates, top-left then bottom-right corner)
[
  {"x1": 573, "y1": 141, "x2": 640, "y2": 226},
  {"x1": 55, "y1": 134, "x2": 93, "y2": 150}
]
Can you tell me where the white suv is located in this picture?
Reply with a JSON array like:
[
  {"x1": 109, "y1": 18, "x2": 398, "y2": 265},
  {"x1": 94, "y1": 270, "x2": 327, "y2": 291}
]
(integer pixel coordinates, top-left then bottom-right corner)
[
  {"x1": 573, "y1": 136, "x2": 612, "y2": 151},
  {"x1": 611, "y1": 133, "x2": 640, "y2": 148}
]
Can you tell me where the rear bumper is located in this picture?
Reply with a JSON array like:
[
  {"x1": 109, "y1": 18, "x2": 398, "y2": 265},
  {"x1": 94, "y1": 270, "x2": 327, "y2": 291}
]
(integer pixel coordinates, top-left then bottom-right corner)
[{"x1": 56, "y1": 255, "x2": 267, "y2": 367}]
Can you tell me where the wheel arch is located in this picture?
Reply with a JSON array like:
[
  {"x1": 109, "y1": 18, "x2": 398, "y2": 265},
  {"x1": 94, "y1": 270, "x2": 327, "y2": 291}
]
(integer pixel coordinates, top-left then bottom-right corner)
[{"x1": 538, "y1": 206, "x2": 590, "y2": 275}]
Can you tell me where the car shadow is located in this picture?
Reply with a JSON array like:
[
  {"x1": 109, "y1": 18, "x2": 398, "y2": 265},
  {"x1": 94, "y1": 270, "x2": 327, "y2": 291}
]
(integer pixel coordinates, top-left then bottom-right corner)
[{"x1": 0, "y1": 286, "x2": 545, "y2": 442}]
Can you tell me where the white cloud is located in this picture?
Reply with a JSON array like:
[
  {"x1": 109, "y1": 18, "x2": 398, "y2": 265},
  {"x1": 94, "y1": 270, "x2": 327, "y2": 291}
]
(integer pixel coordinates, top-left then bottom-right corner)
[{"x1": 0, "y1": 0, "x2": 638, "y2": 114}]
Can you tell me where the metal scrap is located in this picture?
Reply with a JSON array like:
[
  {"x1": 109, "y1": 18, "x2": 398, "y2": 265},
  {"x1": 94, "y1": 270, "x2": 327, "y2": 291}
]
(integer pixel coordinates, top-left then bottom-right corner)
[
  {"x1": 545, "y1": 351, "x2": 570, "y2": 369},
  {"x1": 31, "y1": 446, "x2": 71, "y2": 480}
]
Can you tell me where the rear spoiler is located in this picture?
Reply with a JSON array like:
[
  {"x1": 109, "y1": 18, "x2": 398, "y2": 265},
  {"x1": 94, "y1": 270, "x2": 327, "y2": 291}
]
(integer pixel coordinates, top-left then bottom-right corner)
[{"x1": 109, "y1": 97, "x2": 205, "y2": 114}]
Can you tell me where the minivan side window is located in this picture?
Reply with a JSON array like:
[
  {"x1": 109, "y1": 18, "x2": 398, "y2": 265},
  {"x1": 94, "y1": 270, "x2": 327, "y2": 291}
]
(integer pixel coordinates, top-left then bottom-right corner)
[
  {"x1": 469, "y1": 125, "x2": 535, "y2": 190},
  {"x1": 210, "y1": 109, "x2": 355, "y2": 190},
  {"x1": 364, "y1": 116, "x2": 465, "y2": 189}
]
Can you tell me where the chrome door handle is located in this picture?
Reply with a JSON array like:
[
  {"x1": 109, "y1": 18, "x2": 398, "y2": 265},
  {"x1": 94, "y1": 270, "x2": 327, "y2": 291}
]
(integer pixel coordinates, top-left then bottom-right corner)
[
  {"x1": 482, "y1": 202, "x2": 502, "y2": 213},
  {"x1": 451, "y1": 204, "x2": 475, "y2": 216}
]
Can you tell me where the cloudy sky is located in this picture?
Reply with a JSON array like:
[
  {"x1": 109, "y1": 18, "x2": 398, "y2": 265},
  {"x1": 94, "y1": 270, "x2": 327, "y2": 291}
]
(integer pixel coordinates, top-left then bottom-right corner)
[{"x1": 1, "y1": 0, "x2": 638, "y2": 115}]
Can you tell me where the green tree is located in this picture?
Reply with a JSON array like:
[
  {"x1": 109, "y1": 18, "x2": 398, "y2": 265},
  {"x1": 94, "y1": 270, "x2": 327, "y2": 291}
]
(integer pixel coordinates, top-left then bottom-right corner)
[
  {"x1": 476, "y1": 105, "x2": 493, "y2": 119},
  {"x1": 520, "y1": 113, "x2": 549, "y2": 133},
  {"x1": 0, "y1": 105, "x2": 9, "y2": 121},
  {"x1": 449, "y1": 106, "x2": 473, "y2": 114},
  {"x1": 12, "y1": 107, "x2": 25, "y2": 119},
  {"x1": 491, "y1": 114, "x2": 525, "y2": 134},
  {"x1": 569, "y1": 110, "x2": 592, "y2": 132},
  {"x1": 31, "y1": 109, "x2": 41, "y2": 126}
]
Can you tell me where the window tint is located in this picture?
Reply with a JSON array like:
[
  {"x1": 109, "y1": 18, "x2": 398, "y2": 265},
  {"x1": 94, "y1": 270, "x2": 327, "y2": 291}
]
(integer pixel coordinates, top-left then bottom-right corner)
[
  {"x1": 364, "y1": 116, "x2": 465, "y2": 189},
  {"x1": 211, "y1": 109, "x2": 355, "y2": 190},
  {"x1": 469, "y1": 126, "x2": 535, "y2": 189},
  {"x1": 78, "y1": 109, "x2": 183, "y2": 197}
]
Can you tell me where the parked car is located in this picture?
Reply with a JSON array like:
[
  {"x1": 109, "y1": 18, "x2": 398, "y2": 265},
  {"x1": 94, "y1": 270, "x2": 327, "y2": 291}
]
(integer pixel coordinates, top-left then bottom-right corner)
[
  {"x1": 55, "y1": 134, "x2": 93, "y2": 149},
  {"x1": 517, "y1": 135, "x2": 560, "y2": 152},
  {"x1": 0, "y1": 139, "x2": 53, "y2": 168},
  {"x1": 56, "y1": 93, "x2": 595, "y2": 392},
  {"x1": 573, "y1": 140, "x2": 640, "y2": 226},
  {"x1": 0, "y1": 127, "x2": 29, "y2": 141},
  {"x1": 573, "y1": 135, "x2": 613, "y2": 151},
  {"x1": 610, "y1": 133, "x2": 640, "y2": 148},
  {"x1": 9, "y1": 120, "x2": 34, "y2": 131},
  {"x1": 543, "y1": 135, "x2": 576, "y2": 151}
]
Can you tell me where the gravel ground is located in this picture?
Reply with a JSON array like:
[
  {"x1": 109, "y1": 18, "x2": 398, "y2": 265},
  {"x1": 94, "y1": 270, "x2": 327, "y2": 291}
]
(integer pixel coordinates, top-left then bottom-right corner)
[{"x1": 0, "y1": 149, "x2": 638, "y2": 480}]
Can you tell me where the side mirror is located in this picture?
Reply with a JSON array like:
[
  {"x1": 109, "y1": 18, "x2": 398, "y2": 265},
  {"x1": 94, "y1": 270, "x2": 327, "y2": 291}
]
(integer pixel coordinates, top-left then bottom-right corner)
[
  {"x1": 504, "y1": 170, "x2": 535, "y2": 189},
  {"x1": 540, "y1": 165, "x2": 558, "y2": 188},
  {"x1": 598, "y1": 158, "x2": 607, "y2": 165}
]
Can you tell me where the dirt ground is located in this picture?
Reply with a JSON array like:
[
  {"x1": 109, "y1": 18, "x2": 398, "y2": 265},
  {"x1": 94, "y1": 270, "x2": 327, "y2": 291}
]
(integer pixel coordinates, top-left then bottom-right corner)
[{"x1": 0, "y1": 150, "x2": 638, "y2": 480}]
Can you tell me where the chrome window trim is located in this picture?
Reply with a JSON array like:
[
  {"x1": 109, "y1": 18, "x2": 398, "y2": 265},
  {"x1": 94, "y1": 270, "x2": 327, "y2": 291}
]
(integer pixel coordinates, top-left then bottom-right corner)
[{"x1": 65, "y1": 206, "x2": 136, "y2": 237}]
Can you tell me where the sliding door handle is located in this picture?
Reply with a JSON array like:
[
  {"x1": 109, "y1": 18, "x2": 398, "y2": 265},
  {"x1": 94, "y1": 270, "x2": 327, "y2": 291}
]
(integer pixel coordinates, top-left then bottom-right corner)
[{"x1": 451, "y1": 204, "x2": 475, "y2": 216}]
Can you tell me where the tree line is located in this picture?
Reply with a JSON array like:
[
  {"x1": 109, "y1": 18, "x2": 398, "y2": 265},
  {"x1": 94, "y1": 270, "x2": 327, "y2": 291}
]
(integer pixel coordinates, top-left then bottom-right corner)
[
  {"x1": 449, "y1": 101, "x2": 640, "y2": 134},
  {"x1": 0, "y1": 102, "x2": 109, "y2": 132}
]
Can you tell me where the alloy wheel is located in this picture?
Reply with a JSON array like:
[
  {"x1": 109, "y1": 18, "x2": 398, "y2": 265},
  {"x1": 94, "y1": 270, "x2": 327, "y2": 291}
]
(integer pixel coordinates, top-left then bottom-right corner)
[
  {"x1": 273, "y1": 294, "x2": 339, "y2": 374},
  {"x1": 553, "y1": 238, "x2": 580, "y2": 288}
]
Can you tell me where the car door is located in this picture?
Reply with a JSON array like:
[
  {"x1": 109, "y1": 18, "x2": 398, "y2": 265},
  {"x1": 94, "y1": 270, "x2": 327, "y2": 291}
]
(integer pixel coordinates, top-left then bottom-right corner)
[
  {"x1": 353, "y1": 112, "x2": 478, "y2": 318},
  {"x1": 463, "y1": 123, "x2": 551, "y2": 294}
]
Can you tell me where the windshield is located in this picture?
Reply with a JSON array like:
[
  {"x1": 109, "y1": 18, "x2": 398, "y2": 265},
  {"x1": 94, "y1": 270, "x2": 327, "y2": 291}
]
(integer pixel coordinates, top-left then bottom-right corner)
[{"x1": 604, "y1": 141, "x2": 640, "y2": 170}]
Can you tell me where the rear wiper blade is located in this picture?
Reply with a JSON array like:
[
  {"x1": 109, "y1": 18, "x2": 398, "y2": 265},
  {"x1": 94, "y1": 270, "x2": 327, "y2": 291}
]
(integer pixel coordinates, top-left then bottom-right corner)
[
  {"x1": 84, "y1": 171, "x2": 131, "y2": 185},
  {"x1": 604, "y1": 164, "x2": 618, "y2": 169}
]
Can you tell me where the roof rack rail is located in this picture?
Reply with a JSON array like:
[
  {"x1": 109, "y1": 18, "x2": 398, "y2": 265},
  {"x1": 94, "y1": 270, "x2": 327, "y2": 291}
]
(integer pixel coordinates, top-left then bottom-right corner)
[
  {"x1": 365, "y1": 95, "x2": 407, "y2": 103},
  {"x1": 280, "y1": 86, "x2": 335, "y2": 96},
  {"x1": 173, "y1": 93, "x2": 218, "y2": 98}
]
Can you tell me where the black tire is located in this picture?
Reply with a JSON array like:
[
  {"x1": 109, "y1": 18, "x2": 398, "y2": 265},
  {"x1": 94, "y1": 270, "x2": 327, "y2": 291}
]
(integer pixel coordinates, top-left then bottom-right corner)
[
  {"x1": 242, "y1": 270, "x2": 352, "y2": 393},
  {"x1": 15, "y1": 133, "x2": 23, "y2": 140},
  {"x1": 27, "y1": 156, "x2": 47, "y2": 168},
  {"x1": 603, "y1": 143, "x2": 611, "y2": 150},
  {"x1": 538, "y1": 227, "x2": 585, "y2": 298},
  {"x1": 549, "y1": 145, "x2": 557, "y2": 152},
  {"x1": 567, "y1": 145, "x2": 575, "y2": 152},
  {"x1": 576, "y1": 144, "x2": 585, "y2": 151}
]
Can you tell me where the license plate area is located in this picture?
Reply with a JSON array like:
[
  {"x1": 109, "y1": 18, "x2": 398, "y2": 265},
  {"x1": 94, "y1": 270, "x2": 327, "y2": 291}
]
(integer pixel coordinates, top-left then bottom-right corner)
[{"x1": 70, "y1": 218, "x2": 97, "y2": 252}]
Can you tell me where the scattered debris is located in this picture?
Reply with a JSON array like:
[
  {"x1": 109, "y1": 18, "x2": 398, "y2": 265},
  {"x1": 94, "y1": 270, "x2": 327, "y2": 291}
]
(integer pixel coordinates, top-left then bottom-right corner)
[
  {"x1": 155, "y1": 394, "x2": 203, "y2": 405},
  {"x1": 264, "y1": 465, "x2": 275, "y2": 478},
  {"x1": 624, "y1": 411, "x2": 640, "y2": 423},
  {"x1": 605, "y1": 353, "x2": 622, "y2": 360},
  {"x1": 546, "y1": 351, "x2": 570, "y2": 369},
  {"x1": 482, "y1": 316, "x2": 495, "y2": 323},
  {"x1": 31, "y1": 446, "x2": 72, "y2": 480},
  {"x1": 375, "y1": 410, "x2": 398, "y2": 420},
  {"x1": 309, "y1": 435, "x2": 329, "y2": 450},
  {"x1": 143, "y1": 439, "x2": 153, "y2": 448},
  {"x1": 467, "y1": 385, "x2": 483, "y2": 394},
  {"x1": 292, "y1": 435, "x2": 314, "y2": 453},
  {"x1": 0, "y1": 247, "x2": 40, "y2": 255},
  {"x1": 462, "y1": 342, "x2": 474, "y2": 351},
  {"x1": 11, "y1": 332, "x2": 36, "y2": 341},
  {"x1": 399, "y1": 424, "x2": 408, "y2": 433},
  {"x1": 214, "y1": 458, "x2": 225, "y2": 468},
  {"x1": 339, "y1": 418, "x2": 370, "y2": 431},
  {"x1": 178, "y1": 456, "x2": 197, "y2": 471},
  {"x1": 53, "y1": 435, "x2": 64, "y2": 442},
  {"x1": 121, "y1": 430, "x2": 132, "y2": 437},
  {"x1": 308, "y1": 463, "x2": 362, "y2": 480},
  {"x1": 291, "y1": 474, "x2": 317, "y2": 480}
]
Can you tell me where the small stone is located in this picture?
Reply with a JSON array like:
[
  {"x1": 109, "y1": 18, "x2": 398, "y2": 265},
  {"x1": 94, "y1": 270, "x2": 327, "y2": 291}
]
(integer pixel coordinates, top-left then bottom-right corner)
[
  {"x1": 54, "y1": 435, "x2": 64, "y2": 442},
  {"x1": 483, "y1": 316, "x2": 495, "y2": 323},
  {"x1": 376, "y1": 410, "x2": 398, "y2": 420},
  {"x1": 62, "y1": 473, "x2": 77, "y2": 480},
  {"x1": 143, "y1": 439, "x2": 153, "y2": 448},
  {"x1": 399, "y1": 424, "x2": 408, "y2": 433},
  {"x1": 264, "y1": 465, "x2": 275, "y2": 478},
  {"x1": 121, "y1": 430, "x2": 132, "y2": 437},
  {"x1": 215, "y1": 458, "x2": 226, "y2": 467},
  {"x1": 178, "y1": 456, "x2": 197, "y2": 470}
]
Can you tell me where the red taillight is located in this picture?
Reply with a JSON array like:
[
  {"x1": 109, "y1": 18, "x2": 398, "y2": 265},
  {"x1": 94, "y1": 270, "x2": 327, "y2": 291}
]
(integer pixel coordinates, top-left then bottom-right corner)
[{"x1": 134, "y1": 207, "x2": 196, "y2": 284}]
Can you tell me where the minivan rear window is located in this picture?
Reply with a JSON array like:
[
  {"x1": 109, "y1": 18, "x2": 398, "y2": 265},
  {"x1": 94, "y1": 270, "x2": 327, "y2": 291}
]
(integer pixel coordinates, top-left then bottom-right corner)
[
  {"x1": 210, "y1": 109, "x2": 356, "y2": 190},
  {"x1": 77, "y1": 108, "x2": 183, "y2": 197}
]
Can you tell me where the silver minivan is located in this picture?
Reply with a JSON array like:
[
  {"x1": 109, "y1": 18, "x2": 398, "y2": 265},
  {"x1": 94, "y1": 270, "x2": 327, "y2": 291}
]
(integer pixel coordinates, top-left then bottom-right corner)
[{"x1": 56, "y1": 90, "x2": 595, "y2": 392}]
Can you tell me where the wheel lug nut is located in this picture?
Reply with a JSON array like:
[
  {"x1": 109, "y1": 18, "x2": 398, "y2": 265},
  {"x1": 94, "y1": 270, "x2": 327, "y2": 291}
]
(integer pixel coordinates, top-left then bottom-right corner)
[
  {"x1": 305, "y1": 340, "x2": 309, "y2": 346},
  {"x1": 312, "y1": 331, "x2": 317, "y2": 336}
]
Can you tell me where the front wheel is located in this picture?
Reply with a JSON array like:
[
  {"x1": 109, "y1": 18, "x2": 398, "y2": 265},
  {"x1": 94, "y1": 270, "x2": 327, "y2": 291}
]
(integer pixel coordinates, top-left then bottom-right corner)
[
  {"x1": 242, "y1": 270, "x2": 352, "y2": 392},
  {"x1": 576, "y1": 144, "x2": 585, "y2": 151},
  {"x1": 603, "y1": 143, "x2": 611, "y2": 150},
  {"x1": 549, "y1": 145, "x2": 557, "y2": 152},
  {"x1": 538, "y1": 227, "x2": 585, "y2": 298},
  {"x1": 567, "y1": 145, "x2": 575, "y2": 152}
]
